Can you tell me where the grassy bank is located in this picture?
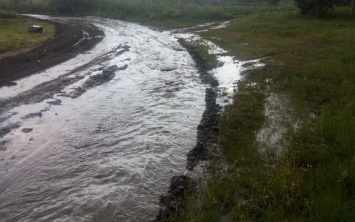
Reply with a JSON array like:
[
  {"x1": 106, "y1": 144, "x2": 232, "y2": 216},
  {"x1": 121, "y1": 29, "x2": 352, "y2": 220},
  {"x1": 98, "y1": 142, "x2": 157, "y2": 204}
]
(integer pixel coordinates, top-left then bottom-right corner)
[
  {"x1": 91, "y1": 1, "x2": 284, "y2": 28},
  {"x1": 170, "y1": 3, "x2": 355, "y2": 222},
  {"x1": 0, "y1": 16, "x2": 55, "y2": 55},
  {"x1": 1, "y1": 0, "x2": 290, "y2": 29}
]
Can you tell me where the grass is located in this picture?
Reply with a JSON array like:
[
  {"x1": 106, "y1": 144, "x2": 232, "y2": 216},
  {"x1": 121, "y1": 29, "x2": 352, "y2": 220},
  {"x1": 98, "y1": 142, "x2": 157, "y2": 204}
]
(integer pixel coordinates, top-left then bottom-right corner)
[
  {"x1": 191, "y1": 40, "x2": 218, "y2": 70},
  {"x1": 92, "y1": 1, "x2": 281, "y2": 29},
  {"x1": 0, "y1": 16, "x2": 55, "y2": 54},
  {"x1": 2, "y1": 0, "x2": 290, "y2": 29},
  {"x1": 1, "y1": 0, "x2": 355, "y2": 221},
  {"x1": 169, "y1": 2, "x2": 355, "y2": 222}
]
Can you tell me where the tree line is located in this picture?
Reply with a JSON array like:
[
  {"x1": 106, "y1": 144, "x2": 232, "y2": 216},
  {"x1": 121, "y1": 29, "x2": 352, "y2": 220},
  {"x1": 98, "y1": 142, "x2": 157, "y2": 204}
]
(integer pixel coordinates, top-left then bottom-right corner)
[
  {"x1": 1, "y1": 0, "x2": 271, "y2": 14},
  {"x1": 295, "y1": 0, "x2": 354, "y2": 17},
  {"x1": 0, "y1": 0, "x2": 354, "y2": 17}
]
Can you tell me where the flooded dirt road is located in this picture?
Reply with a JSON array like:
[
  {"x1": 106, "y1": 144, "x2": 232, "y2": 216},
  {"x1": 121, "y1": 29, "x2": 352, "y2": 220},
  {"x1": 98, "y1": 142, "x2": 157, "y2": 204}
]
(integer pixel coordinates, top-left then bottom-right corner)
[
  {"x1": 0, "y1": 16, "x2": 263, "y2": 221},
  {"x1": 0, "y1": 17, "x2": 206, "y2": 221}
]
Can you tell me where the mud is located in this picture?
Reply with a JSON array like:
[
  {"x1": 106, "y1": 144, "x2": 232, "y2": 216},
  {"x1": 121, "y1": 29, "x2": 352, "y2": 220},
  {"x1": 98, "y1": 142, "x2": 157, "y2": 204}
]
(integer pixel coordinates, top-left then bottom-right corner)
[
  {"x1": 21, "y1": 128, "x2": 33, "y2": 133},
  {"x1": 0, "y1": 63, "x2": 127, "y2": 124},
  {"x1": 0, "y1": 140, "x2": 8, "y2": 151},
  {"x1": 178, "y1": 38, "x2": 219, "y2": 88},
  {"x1": 0, "y1": 123, "x2": 20, "y2": 138},
  {"x1": 0, "y1": 17, "x2": 104, "y2": 87},
  {"x1": 155, "y1": 21, "x2": 267, "y2": 221},
  {"x1": 67, "y1": 64, "x2": 128, "y2": 98},
  {"x1": 175, "y1": 40, "x2": 221, "y2": 169},
  {"x1": 155, "y1": 175, "x2": 195, "y2": 221},
  {"x1": 155, "y1": 38, "x2": 221, "y2": 221}
]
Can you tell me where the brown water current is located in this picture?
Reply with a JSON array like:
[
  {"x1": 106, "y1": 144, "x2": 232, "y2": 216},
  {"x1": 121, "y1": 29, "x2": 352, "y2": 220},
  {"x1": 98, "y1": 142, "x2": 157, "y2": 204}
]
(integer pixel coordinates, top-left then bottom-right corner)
[{"x1": 0, "y1": 17, "x2": 205, "y2": 221}]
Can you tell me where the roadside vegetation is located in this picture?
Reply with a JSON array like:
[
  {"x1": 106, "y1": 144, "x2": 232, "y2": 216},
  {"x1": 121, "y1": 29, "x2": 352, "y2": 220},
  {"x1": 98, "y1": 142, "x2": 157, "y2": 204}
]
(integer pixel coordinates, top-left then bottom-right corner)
[
  {"x1": 0, "y1": 13, "x2": 55, "y2": 55},
  {"x1": 0, "y1": 0, "x2": 295, "y2": 28},
  {"x1": 169, "y1": 1, "x2": 355, "y2": 221},
  {"x1": 1, "y1": 0, "x2": 355, "y2": 221}
]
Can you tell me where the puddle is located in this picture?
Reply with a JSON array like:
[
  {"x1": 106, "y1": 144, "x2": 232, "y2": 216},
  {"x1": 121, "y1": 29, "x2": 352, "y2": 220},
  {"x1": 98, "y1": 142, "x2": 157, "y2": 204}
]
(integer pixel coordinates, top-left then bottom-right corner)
[
  {"x1": 173, "y1": 30, "x2": 264, "y2": 107},
  {"x1": 257, "y1": 93, "x2": 296, "y2": 156}
]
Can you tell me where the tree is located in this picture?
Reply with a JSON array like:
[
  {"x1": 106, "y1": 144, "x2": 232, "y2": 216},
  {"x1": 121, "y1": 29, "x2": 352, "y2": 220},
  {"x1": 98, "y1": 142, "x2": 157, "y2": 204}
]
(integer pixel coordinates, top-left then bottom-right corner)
[
  {"x1": 50, "y1": 0, "x2": 93, "y2": 13},
  {"x1": 294, "y1": 0, "x2": 334, "y2": 17},
  {"x1": 333, "y1": 0, "x2": 355, "y2": 10},
  {"x1": 267, "y1": 0, "x2": 281, "y2": 6},
  {"x1": 66, "y1": 0, "x2": 75, "y2": 13},
  {"x1": 333, "y1": 0, "x2": 352, "y2": 5}
]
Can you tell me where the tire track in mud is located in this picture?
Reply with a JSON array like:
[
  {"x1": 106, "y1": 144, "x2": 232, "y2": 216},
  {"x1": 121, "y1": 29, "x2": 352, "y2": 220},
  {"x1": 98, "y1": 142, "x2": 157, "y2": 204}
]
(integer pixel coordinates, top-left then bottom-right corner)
[
  {"x1": 0, "y1": 16, "x2": 106, "y2": 134},
  {"x1": 0, "y1": 42, "x2": 130, "y2": 138}
]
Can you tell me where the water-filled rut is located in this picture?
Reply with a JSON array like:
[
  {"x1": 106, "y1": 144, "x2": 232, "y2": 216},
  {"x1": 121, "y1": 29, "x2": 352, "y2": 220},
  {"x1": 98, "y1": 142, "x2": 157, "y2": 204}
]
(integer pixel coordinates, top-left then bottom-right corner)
[{"x1": 0, "y1": 17, "x2": 206, "y2": 221}]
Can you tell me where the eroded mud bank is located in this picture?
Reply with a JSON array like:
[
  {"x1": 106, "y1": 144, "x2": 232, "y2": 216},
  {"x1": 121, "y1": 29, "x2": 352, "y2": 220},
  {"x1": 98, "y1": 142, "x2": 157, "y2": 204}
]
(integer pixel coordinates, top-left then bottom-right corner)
[
  {"x1": 156, "y1": 23, "x2": 265, "y2": 221},
  {"x1": 155, "y1": 38, "x2": 221, "y2": 221}
]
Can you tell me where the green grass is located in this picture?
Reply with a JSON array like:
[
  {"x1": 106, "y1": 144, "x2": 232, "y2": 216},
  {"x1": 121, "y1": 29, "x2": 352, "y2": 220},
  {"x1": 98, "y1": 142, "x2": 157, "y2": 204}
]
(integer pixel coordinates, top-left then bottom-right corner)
[
  {"x1": 2, "y1": 0, "x2": 291, "y2": 29},
  {"x1": 93, "y1": 1, "x2": 282, "y2": 29},
  {"x1": 2, "y1": 1, "x2": 355, "y2": 221},
  {"x1": 170, "y1": 3, "x2": 355, "y2": 222},
  {"x1": 0, "y1": 16, "x2": 55, "y2": 54}
]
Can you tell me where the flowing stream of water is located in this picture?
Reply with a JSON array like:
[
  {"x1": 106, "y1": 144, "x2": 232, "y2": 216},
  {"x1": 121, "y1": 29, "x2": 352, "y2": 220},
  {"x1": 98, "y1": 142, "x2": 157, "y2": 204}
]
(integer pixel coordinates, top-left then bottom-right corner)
[
  {"x1": 0, "y1": 17, "x2": 262, "y2": 222},
  {"x1": 0, "y1": 17, "x2": 206, "y2": 222}
]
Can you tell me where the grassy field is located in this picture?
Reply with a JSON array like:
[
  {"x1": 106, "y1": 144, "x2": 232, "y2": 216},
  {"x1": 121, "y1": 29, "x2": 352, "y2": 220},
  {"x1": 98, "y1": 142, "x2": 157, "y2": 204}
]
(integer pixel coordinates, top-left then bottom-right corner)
[
  {"x1": 1, "y1": 0, "x2": 288, "y2": 29},
  {"x1": 169, "y1": 3, "x2": 355, "y2": 222},
  {"x1": 0, "y1": 16, "x2": 55, "y2": 55},
  {"x1": 92, "y1": 1, "x2": 280, "y2": 29}
]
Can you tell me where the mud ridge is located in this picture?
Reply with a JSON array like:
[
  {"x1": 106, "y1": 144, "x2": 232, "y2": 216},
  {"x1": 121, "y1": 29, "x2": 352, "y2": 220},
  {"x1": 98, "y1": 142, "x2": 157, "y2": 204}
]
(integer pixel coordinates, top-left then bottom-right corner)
[
  {"x1": 155, "y1": 176, "x2": 195, "y2": 221},
  {"x1": 155, "y1": 38, "x2": 221, "y2": 221},
  {"x1": 68, "y1": 64, "x2": 128, "y2": 98},
  {"x1": 0, "y1": 17, "x2": 104, "y2": 87}
]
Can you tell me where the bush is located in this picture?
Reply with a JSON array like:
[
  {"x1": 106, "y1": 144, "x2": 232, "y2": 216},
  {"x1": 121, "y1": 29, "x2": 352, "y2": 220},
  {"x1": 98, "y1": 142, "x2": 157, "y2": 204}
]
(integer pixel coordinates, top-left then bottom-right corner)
[
  {"x1": 0, "y1": 10, "x2": 17, "y2": 19},
  {"x1": 294, "y1": 0, "x2": 334, "y2": 17},
  {"x1": 267, "y1": 0, "x2": 281, "y2": 6},
  {"x1": 334, "y1": 0, "x2": 353, "y2": 5}
]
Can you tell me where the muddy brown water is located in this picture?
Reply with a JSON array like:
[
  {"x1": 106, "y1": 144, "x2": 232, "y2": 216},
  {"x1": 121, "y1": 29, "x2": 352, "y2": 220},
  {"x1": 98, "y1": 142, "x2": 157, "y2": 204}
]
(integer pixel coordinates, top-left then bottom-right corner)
[{"x1": 0, "y1": 17, "x2": 206, "y2": 222}]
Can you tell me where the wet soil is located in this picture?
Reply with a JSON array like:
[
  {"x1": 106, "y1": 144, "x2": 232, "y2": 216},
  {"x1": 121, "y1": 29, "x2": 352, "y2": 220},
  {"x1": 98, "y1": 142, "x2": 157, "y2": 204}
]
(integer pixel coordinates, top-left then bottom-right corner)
[
  {"x1": 68, "y1": 64, "x2": 128, "y2": 98},
  {"x1": 155, "y1": 175, "x2": 195, "y2": 221},
  {"x1": 178, "y1": 38, "x2": 220, "y2": 170},
  {"x1": 0, "y1": 18, "x2": 104, "y2": 87},
  {"x1": 155, "y1": 38, "x2": 221, "y2": 221}
]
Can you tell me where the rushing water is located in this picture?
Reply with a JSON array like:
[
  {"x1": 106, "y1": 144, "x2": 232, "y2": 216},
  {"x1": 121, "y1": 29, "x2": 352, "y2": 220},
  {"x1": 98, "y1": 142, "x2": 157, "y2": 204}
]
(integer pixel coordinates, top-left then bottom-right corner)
[
  {"x1": 0, "y1": 17, "x2": 263, "y2": 222},
  {"x1": 0, "y1": 17, "x2": 206, "y2": 222}
]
